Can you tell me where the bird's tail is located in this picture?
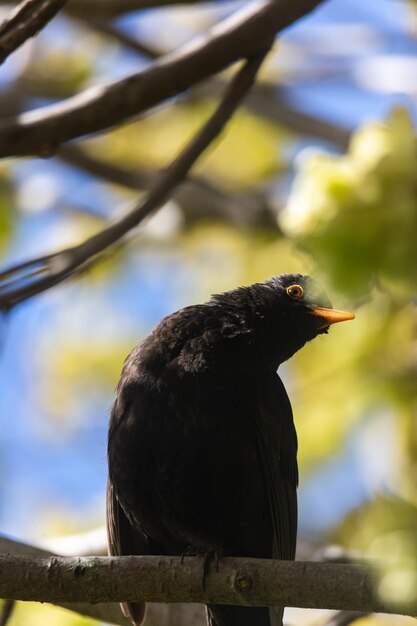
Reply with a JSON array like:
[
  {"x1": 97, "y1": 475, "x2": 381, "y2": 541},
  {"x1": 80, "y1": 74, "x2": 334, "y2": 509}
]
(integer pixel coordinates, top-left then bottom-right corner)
[
  {"x1": 206, "y1": 605, "x2": 283, "y2": 626},
  {"x1": 106, "y1": 479, "x2": 148, "y2": 625}
]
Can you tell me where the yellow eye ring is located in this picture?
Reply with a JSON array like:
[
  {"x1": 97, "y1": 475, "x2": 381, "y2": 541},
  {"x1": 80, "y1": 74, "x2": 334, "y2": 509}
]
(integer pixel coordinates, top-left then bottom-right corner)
[{"x1": 286, "y1": 284, "x2": 304, "y2": 300}]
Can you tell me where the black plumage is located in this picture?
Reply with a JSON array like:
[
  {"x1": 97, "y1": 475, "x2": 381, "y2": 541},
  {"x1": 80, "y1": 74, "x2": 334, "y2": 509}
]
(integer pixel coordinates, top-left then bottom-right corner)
[{"x1": 107, "y1": 274, "x2": 354, "y2": 626}]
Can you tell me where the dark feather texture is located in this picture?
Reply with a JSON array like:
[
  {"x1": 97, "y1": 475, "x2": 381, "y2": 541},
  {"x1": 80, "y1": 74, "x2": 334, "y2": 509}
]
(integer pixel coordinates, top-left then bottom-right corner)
[{"x1": 107, "y1": 274, "x2": 346, "y2": 626}]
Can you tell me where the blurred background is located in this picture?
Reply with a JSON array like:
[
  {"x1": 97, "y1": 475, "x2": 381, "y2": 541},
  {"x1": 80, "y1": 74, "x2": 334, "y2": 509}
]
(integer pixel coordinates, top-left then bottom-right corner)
[{"x1": 0, "y1": 0, "x2": 417, "y2": 624}]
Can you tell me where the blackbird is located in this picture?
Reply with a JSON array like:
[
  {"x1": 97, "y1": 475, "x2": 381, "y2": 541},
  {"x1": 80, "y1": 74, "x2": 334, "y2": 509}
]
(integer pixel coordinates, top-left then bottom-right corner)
[{"x1": 107, "y1": 274, "x2": 354, "y2": 626}]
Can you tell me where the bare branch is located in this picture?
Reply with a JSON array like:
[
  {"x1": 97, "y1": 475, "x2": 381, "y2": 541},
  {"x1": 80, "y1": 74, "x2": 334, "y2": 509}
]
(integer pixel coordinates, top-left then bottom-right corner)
[
  {"x1": 78, "y1": 17, "x2": 351, "y2": 151},
  {"x1": 58, "y1": 144, "x2": 156, "y2": 190},
  {"x1": 83, "y1": 18, "x2": 160, "y2": 59},
  {"x1": 0, "y1": 535, "x2": 206, "y2": 626},
  {"x1": 0, "y1": 0, "x2": 69, "y2": 64},
  {"x1": 59, "y1": 145, "x2": 277, "y2": 229},
  {"x1": 0, "y1": 553, "x2": 405, "y2": 615},
  {"x1": 0, "y1": 536, "x2": 130, "y2": 626},
  {"x1": 0, "y1": 48, "x2": 270, "y2": 308},
  {"x1": 0, "y1": 536, "x2": 385, "y2": 626},
  {"x1": 0, "y1": 0, "x2": 323, "y2": 159}
]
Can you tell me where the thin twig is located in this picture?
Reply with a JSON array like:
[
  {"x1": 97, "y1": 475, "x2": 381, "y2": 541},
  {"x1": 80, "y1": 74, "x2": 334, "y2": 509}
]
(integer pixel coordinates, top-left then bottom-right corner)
[
  {"x1": 213, "y1": 82, "x2": 351, "y2": 150},
  {"x1": 0, "y1": 0, "x2": 69, "y2": 64},
  {"x1": 59, "y1": 144, "x2": 153, "y2": 189},
  {"x1": 84, "y1": 18, "x2": 161, "y2": 58},
  {"x1": 59, "y1": 145, "x2": 276, "y2": 229},
  {"x1": 0, "y1": 0, "x2": 323, "y2": 158},
  {"x1": 0, "y1": 48, "x2": 270, "y2": 308}
]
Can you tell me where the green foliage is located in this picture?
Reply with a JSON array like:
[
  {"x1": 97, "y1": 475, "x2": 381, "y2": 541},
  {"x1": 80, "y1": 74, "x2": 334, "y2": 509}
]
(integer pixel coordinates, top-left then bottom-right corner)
[
  {"x1": 340, "y1": 497, "x2": 417, "y2": 611},
  {"x1": 280, "y1": 108, "x2": 417, "y2": 298}
]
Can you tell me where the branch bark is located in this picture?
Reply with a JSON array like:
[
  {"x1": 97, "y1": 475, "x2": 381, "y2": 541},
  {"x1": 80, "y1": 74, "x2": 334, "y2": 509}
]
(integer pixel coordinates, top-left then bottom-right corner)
[
  {"x1": 0, "y1": 534, "x2": 208, "y2": 626},
  {"x1": 0, "y1": 536, "x2": 130, "y2": 626},
  {"x1": 0, "y1": 535, "x2": 382, "y2": 626},
  {"x1": 0, "y1": 554, "x2": 407, "y2": 615},
  {"x1": 0, "y1": 0, "x2": 323, "y2": 159},
  {"x1": 0, "y1": 0, "x2": 69, "y2": 64}
]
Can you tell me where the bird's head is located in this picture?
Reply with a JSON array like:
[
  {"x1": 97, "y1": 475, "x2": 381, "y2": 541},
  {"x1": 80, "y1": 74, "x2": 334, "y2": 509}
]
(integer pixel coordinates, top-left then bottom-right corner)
[
  {"x1": 258, "y1": 273, "x2": 355, "y2": 366},
  {"x1": 211, "y1": 273, "x2": 355, "y2": 368}
]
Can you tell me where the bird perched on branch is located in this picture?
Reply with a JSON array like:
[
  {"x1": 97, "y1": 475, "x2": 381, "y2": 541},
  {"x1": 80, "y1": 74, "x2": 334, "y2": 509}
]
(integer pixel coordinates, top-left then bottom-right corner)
[{"x1": 107, "y1": 274, "x2": 354, "y2": 626}]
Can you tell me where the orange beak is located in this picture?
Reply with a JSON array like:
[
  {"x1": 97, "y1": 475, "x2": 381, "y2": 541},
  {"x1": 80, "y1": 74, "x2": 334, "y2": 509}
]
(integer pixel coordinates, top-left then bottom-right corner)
[{"x1": 310, "y1": 306, "x2": 355, "y2": 329}]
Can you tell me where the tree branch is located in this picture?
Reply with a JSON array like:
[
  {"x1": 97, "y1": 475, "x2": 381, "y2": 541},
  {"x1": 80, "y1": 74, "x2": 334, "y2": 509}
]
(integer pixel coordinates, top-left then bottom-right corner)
[
  {"x1": 0, "y1": 536, "x2": 130, "y2": 626},
  {"x1": 0, "y1": 0, "x2": 69, "y2": 64},
  {"x1": 0, "y1": 535, "x2": 383, "y2": 626},
  {"x1": 81, "y1": 19, "x2": 351, "y2": 150},
  {"x1": 0, "y1": 48, "x2": 270, "y2": 308},
  {"x1": 80, "y1": 20, "x2": 351, "y2": 151},
  {"x1": 0, "y1": 554, "x2": 405, "y2": 615},
  {"x1": 225, "y1": 84, "x2": 351, "y2": 150},
  {"x1": 58, "y1": 145, "x2": 277, "y2": 229},
  {"x1": 73, "y1": 10, "x2": 352, "y2": 152},
  {"x1": 0, "y1": 534, "x2": 209, "y2": 626},
  {"x1": 0, "y1": 0, "x2": 323, "y2": 159},
  {"x1": 83, "y1": 17, "x2": 160, "y2": 59}
]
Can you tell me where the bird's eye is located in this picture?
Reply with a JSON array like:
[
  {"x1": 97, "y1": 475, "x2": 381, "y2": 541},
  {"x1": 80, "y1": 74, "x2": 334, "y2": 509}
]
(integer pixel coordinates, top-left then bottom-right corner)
[{"x1": 286, "y1": 284, "x2": 304, "y2": 300}]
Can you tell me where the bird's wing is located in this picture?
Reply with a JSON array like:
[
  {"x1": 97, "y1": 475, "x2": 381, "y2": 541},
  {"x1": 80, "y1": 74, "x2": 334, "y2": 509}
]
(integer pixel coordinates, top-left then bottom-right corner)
[
  {"x1": 255, "y1": 373, "x2": 298, "y2": 561},
  {"x1": 106, "y1": 478, "x2": 147, "y2": 626}
]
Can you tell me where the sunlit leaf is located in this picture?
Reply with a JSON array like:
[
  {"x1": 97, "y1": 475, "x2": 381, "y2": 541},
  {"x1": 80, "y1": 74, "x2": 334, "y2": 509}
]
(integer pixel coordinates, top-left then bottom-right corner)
[{"x1": 280, "y1": 108, "x2": 417, "y2": 298}]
